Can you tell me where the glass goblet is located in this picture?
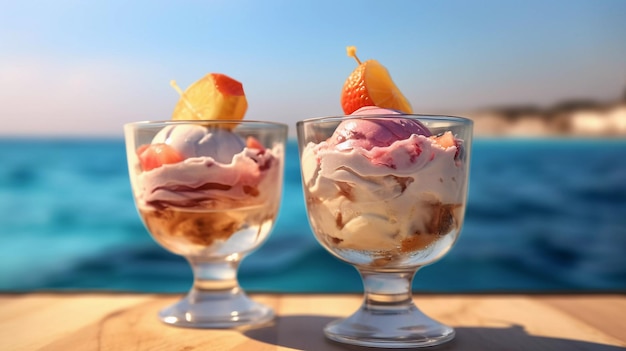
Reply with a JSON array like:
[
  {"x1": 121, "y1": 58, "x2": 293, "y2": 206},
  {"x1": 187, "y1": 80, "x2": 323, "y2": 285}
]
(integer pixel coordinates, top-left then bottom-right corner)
[
  {"x1": 297, "y1": 114, "x2": 472, "y2": 348},
  {"x1": 124, "y1": 120, "x2": 287, "y2": 328}
]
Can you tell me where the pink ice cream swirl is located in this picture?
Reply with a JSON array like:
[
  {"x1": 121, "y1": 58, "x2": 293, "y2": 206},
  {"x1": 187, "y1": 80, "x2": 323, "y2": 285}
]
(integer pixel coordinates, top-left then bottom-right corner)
[
  {"x1": 134, "y1": 125, "x2": 281, "y2": 210},
  {"x1": 139, "y1": 149, "x2": 277, "y2": 210}
]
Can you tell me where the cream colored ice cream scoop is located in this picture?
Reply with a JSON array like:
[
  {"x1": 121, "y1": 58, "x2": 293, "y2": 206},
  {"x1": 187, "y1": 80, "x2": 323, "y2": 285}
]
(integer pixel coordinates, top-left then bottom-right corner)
[{"x1": 152, "y1": 124, "x2": 245, "y2": 164}]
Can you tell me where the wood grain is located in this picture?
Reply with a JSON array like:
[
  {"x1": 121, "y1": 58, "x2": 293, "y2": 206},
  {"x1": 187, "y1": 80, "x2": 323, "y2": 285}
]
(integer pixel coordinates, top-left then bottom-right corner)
[{"x1": 0, "y1": 293, "x2": 624, "y2": 350}]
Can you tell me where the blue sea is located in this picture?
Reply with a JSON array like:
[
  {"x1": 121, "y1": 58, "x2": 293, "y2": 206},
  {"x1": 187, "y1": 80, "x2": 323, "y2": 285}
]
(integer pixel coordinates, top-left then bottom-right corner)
[{"x1": 1, "y1": 138, "x2": 625, "y2": 293}]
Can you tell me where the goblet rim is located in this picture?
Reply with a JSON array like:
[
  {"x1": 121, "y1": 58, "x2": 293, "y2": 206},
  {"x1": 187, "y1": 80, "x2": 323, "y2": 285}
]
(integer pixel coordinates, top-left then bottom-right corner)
[
  {"x1": 296, "y1": 113, "x2": 473, "y2": 127},
  {"x1": 124, "y1": 119, "x2": 289, "y2": 129}
]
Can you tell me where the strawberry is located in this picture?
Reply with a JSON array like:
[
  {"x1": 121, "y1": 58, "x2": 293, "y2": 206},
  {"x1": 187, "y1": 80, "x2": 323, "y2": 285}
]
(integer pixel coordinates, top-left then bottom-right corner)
[
  {"x1": 341, "y1": 61, "x2": 375, "y2": 114},
  {"x1": 340, "y1": 46, "x2": 412, "y2": 115},
  {"x1": 138, "y1": 143, "x2": 185, "y2": 171},
  {"x1": 246, "y1": 136, "x2": 265, "y2": 151}
]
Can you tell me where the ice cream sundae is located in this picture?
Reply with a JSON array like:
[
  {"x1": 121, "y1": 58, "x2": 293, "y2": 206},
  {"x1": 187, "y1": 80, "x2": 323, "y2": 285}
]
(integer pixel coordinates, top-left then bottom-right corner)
[
  {"x1": 296, "y1": 46, "x2": 471, "y2": 347},
  {"x1": 127, "y1": 73, "x2": 283, "y2": 256},
  {"x1": 299, "y1": 47, "x2": 469, "y2": 267},
  {"x1": 125, "y1": 71, "x2": 286, "y2": 328}
]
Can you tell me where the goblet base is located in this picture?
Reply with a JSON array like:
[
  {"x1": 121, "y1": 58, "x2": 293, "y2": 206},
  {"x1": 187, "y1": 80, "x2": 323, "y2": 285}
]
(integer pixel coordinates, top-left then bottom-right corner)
[
  {"x1": 158, "y1": 288, "x2": 274, "y2": 329},
  {"x1": 324, "y1": 303, "x2": 454, "y2": 348}
]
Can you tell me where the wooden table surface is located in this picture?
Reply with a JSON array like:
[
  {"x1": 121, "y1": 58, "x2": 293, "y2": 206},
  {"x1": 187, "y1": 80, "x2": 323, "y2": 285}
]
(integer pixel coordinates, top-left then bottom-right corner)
[{"x1": 1, "y1": 293, "x2": 624, "y2": 350}]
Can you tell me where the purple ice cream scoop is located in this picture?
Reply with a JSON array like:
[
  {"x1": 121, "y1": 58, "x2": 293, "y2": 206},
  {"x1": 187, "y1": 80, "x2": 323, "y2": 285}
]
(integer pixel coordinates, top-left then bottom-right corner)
[{"x1": 329, "y1": 106, "x2": 431, "y2": 151}]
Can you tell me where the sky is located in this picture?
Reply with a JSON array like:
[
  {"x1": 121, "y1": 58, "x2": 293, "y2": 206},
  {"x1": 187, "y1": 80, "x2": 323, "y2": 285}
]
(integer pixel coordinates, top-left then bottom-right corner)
[{"x1": 1, "y1": 0, "x2": 625, "y2": 137}]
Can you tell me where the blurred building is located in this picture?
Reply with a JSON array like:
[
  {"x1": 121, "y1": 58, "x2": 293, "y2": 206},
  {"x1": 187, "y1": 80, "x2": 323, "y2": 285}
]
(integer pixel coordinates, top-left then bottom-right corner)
[{"x1": 465, "y1": 89, "x2": 626, "y2": 138}]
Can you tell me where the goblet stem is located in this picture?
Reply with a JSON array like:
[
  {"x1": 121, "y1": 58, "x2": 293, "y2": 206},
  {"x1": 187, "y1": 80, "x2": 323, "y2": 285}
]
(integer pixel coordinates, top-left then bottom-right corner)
[
  {"x1": 323, "y1": 267, "x2": 455, "y2": 348},
  {"x1": 361, "y1": 268, "x2": 416, "y2": 309},
  {"x1": 157, "y1": 255, "x2": 274, "y2": 329},
  {"x1": 189, "y1": 256, "x2": 240, "y2": 293}
]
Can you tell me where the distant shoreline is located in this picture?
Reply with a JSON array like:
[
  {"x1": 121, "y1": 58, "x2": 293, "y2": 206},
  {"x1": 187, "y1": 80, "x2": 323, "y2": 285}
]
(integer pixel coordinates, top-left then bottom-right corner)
[
  {"x1": 2, "y1": 96, "x2": 625, "y2": 140},
  {"x1": 462, "y1": 96, "x2": 626, "y2": 138}
]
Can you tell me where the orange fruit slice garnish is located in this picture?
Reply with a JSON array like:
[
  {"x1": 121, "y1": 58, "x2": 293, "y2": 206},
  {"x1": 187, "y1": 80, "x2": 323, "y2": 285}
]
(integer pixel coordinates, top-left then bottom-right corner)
[
  {"x1": 171, "y1": 73, "x2": 248, "y2": 122},
  {"x1": 340, "y1": 46, "x2": 413, "y2": 115}
]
